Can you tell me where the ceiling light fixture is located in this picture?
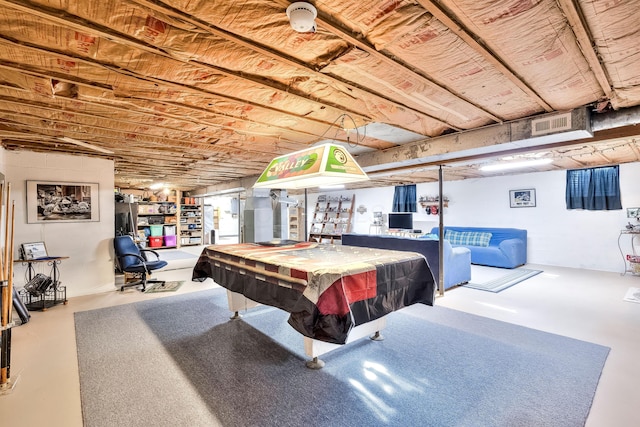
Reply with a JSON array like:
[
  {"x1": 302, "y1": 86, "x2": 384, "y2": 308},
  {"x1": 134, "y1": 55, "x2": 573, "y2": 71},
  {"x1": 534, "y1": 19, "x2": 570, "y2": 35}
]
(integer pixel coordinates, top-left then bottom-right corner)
[
  {"x1": 286, "y1": 2, "x2": 317, "y2": 33},
  {"x1": 149, "y1": 183, "x2": 165, "y2": 190},
  {"x1": 479, "y1": 158, "x2": 553, "y2": 172},
  {"x1": 59, "y1": 137, "x2": 114, "y2": 154},
  {"x1": 253, "y1": 143, "x2": 368, "y2": 189}
]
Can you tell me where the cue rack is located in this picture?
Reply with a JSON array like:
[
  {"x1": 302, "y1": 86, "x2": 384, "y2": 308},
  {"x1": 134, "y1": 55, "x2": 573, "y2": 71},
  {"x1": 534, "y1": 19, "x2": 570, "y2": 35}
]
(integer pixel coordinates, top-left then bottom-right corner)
[{"x1": 1, "y1": 182, "x2": 16, "y2": 391}]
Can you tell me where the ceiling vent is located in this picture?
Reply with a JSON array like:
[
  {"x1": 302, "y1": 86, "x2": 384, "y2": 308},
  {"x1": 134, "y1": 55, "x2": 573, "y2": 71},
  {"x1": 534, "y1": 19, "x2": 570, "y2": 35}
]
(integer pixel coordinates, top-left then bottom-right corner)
[{"x1": 531, "y1": 112, "x2": 573, "y2": 136}]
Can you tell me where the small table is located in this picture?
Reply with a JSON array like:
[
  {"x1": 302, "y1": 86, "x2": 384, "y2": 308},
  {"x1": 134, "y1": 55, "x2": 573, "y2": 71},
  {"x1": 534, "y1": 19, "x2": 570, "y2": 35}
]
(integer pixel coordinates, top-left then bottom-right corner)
[
  {"x1": 618, "y1": 230, "x2": 640, "y2": 275},
  {"x1": 15, "y1": 256, "x2": 69, "y2": 311}
]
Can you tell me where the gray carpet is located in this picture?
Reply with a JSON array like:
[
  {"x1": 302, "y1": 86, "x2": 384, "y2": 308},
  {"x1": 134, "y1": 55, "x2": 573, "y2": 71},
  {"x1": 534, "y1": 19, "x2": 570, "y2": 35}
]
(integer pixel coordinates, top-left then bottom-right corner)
[
  {"x1": 465, "y1": 267, "x2": 543, "y2": 292},
  {"x1": 157, "y1": 250, "x2": 198, "y2": 261},
  {"x1": 74, "y1": 288, "x2": 609, "y2": 427}
]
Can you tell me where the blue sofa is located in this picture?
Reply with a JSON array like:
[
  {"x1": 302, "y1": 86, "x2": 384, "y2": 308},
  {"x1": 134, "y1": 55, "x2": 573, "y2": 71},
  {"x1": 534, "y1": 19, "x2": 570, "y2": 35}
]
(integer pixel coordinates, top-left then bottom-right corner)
[
  {"x1": 341, "y1": 233, "x2": 471, "y2": 290},
  {"x1": 430, "y1": 226, "x2": 527, "y2": 268}
]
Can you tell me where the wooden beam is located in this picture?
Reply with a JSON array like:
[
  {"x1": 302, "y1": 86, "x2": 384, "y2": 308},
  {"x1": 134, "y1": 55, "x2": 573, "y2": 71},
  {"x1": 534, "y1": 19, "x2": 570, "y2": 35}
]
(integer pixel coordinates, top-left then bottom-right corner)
[
  {"x1": 0, "y1": 0, "x2": 448, "y2": 135},
  {"x1": 128, "y1": 0, "x2": 454, "y2": 131},
  {"x1": 556, "y1": 0, "x2": 612, "y2": 99},
  {"x1": 0, "y1": 60, "x2": 388, "y2": 151},
  {"x1": 0, "y1": 39, "x2": 371, "y2": 137},
  {"x1": 300, "y1": 0, "x2": 503, "y2": 123},
  {"x1": 416, "y1": 0, "x2": 553, "y2": 112},
  {"x1": 0, "y1": 0, "x2": 370, "y2": 124}
]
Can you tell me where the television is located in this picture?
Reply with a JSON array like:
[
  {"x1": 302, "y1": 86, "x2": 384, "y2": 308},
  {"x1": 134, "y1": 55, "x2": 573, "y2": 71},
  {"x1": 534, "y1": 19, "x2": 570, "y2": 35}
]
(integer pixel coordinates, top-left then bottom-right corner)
[{"x1": 388, "y1": 212, "x2": 413, "y2": 230}]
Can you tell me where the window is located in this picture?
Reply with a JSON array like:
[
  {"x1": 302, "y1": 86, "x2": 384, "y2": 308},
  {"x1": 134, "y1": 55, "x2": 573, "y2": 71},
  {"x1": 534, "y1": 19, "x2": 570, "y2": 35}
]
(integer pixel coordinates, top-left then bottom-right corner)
[
  {"x1": 566, "y1": 165, "x2": 622, "y2": 210},
  {"x1": 392, "y1": 184, "x2": 417, "y2": 212}
]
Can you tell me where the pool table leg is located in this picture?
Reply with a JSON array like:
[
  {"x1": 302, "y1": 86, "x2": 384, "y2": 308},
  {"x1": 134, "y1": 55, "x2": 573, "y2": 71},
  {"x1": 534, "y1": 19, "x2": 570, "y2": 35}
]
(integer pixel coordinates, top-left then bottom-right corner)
[
  {"x1": 226, "y1": 290, "x2": 259, "y2": 319},
  {"x1": 303, "y1": 316, "x2": 387, "y2": 368}
]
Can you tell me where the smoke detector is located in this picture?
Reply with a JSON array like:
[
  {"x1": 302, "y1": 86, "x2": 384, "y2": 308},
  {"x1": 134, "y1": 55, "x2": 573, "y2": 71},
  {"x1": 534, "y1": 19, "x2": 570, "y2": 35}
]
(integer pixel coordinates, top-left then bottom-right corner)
[{"x1": 286, "y1": 2, "x2": 317, "y2": 33}]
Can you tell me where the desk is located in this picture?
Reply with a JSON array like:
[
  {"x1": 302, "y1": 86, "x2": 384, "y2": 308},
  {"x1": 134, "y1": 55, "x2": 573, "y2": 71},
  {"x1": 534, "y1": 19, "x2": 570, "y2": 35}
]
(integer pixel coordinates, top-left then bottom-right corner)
[
  {"x1": 192, "y1": 242, "x2": 435, "y2": 367},
  {"x1": 15, "y1": 257, "x2": 69, "y2": 311}
]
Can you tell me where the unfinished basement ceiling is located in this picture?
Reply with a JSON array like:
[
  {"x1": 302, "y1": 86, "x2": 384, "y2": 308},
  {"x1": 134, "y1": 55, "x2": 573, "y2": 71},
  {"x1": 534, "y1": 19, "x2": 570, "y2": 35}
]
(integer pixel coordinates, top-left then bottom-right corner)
[{"x1": 0, "y1": 0, "x2": 640, "y2": 191}]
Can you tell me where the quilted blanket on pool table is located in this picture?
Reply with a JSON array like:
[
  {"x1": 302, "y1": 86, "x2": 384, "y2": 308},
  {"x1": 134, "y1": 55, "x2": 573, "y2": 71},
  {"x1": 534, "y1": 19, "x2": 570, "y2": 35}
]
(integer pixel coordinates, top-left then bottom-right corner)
[{"x1": 192, "y1": 242, "x2": 435, "y2": 344}]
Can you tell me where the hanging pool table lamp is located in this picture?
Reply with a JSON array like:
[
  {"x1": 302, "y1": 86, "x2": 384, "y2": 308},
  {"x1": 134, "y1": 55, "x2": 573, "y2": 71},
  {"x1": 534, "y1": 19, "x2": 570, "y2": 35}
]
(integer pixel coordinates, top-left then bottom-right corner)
[{"x1": 253, "y1": 143, "x2": 369, "y2": 189}]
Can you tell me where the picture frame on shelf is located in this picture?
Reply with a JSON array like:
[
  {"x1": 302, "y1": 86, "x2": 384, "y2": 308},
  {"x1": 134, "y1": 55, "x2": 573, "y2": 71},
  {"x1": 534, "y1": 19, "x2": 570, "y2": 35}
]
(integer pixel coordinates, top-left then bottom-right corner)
[
  {"x1": 20, "y1": 241, "x2": 48, "y2": 260},
  {"x1": 27, "y1": 181, "x2": 99, "y2": 223},
  {"x1": 509, "y1": 189, "x2": 536, "y2": 208}
]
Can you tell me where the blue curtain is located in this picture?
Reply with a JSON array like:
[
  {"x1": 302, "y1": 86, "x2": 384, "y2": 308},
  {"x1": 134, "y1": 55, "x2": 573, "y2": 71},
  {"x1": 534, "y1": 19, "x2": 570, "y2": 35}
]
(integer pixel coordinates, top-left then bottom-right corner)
[
  {"x1": 566, "y1": 165, "x2": 622, "y2": 210},
  {"x1": 392, "y1": 184, "x2": 417, "y2": 212}
]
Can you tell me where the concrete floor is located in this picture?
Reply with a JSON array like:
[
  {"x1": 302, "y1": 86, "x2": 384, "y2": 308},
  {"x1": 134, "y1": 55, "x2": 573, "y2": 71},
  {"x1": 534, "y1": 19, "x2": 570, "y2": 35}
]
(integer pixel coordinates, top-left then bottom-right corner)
[{"x1": 1, "y1": 249, "x2": 639, "y2": 426}]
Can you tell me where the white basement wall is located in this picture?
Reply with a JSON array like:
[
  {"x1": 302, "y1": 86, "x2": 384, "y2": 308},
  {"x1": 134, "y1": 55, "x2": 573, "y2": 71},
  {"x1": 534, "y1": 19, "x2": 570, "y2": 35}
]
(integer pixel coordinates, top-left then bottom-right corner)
[
  {"x1": 5, "y1": 150, "x2": 116, "y2": 297},
  {"x1": 305, "y1": 162, "x2": 640, "y2": 273}
]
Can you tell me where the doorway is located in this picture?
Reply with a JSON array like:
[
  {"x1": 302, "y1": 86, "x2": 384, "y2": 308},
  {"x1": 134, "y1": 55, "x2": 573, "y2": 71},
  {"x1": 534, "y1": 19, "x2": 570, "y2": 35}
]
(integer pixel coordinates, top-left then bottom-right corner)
[{"x1": 204, "y1": 194, "x2": 243, "y2": 244}]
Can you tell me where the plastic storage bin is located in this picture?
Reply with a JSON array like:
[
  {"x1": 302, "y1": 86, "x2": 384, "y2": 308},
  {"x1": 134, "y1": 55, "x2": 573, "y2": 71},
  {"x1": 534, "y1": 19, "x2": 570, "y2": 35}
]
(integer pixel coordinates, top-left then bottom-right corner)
[
  {"x1": 164, "y1": 235, "x2": 177, "y2": 247},
  {"x1": 149, "y1": 225, "x2": 163, "y2": 236},
  {"x1": 148, "y1": 236, "x2": 163, "y2": 247},
  {"x1": 163, "y1": 225, "x2": 176, "y2": 236}
]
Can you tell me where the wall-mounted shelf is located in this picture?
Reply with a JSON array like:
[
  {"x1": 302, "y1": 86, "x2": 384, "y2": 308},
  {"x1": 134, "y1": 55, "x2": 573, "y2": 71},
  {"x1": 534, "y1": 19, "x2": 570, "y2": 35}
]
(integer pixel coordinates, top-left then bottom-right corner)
[
  {"x1": 309, "y1": 194, "x2": 355, "y2": 244},
  {"x1": 419, "y1": 201, "x2": 449, "y2": 207},
  {"x1": 419, "y1": 200, "x2": 449, "y2": 215}
]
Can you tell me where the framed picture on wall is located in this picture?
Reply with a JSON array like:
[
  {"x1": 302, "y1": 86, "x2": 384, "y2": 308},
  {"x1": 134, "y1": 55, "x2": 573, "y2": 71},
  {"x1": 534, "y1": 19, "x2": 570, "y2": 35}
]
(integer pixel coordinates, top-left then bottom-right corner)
[
  {"x1": 509, "y1": 189, "x2": 536, "y2": 208},
  {"x1": 27, "y1": 181, "x2": 99, "y2": 223},
  {"x1": 626, "y1": 208, "x2": 640, "y2": 218}
]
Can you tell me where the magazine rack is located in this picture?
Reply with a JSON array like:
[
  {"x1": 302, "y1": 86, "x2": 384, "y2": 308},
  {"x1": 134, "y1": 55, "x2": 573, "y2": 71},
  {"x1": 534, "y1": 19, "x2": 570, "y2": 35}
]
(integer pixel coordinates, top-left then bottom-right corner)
[{"x1": 16, "y1": 257, "x2": 68, "y2": 311}]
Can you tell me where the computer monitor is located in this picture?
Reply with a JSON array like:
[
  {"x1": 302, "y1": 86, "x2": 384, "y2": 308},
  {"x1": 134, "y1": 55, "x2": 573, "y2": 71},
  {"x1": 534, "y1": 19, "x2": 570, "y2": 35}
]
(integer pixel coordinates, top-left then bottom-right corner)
[{"x1": 388, "y1": 212, "x2": 413, "y2": 230}]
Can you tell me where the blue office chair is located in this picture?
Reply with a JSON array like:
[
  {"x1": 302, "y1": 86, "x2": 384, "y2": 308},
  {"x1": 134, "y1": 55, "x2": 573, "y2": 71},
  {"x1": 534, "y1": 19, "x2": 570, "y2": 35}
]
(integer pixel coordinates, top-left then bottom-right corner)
[{"x1": 113, "y1": 235, "x2": 167, "y2": 291}]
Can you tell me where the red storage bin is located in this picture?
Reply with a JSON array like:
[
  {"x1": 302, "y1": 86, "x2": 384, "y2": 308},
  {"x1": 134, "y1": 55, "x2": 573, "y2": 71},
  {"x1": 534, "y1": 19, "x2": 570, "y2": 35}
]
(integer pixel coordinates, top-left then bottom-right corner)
[
  {"x1": 164, "y1": 235, "x2": 177, "y2": 247},
  {"x1": 148, "y1": 236, "x2": 163, "y2": 247}
]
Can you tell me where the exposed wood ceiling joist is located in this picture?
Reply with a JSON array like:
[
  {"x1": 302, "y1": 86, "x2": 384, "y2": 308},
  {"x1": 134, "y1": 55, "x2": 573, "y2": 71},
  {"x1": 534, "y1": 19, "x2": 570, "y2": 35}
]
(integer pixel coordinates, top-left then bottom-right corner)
[
  {"x1": 0, "y1": 0, "x2": 638, "y2": 191},
  {"x1": 415, "y1": 0, "x2": 553, "y2": 112}
]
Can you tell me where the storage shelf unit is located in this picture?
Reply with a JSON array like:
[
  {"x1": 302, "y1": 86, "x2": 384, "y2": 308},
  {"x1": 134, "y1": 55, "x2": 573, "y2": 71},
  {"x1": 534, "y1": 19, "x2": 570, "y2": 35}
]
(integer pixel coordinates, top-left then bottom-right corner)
[
  {"x1": 289, "y1": 206, "x2": 304, "y2": 241},
  {"x1": 308, "y1": 194, "x2": 355, "y2": 244},
  {"x1": 180, "y1": 196, "x2": 203, "y2": 246},
  {"x1": 136, "y1": 202, "x2": 178, "y2": 249}
]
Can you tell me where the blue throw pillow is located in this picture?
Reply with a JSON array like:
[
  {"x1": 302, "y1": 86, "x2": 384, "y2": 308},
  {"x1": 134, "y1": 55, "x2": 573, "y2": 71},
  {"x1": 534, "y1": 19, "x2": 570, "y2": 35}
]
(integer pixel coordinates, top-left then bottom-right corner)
[{"x1": 444, "y1": 230, "x2": 492, "y2": 247}]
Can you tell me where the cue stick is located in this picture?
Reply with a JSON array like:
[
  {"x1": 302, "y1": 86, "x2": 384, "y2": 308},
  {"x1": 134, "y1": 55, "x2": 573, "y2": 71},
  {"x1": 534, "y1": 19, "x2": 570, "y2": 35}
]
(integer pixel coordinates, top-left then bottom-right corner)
[
  {"x1": 1, "y1": 183, "x2": 6, "y2": 329},
  {"x1": 0, "y1": 181, "x2": 3, "y2": 280},
  {"x1": 0, "y1": 184, "x2": 4, "y2": 330},
  {"x1": 2, "y1": 183, "x2": 9, "y2": 281},
  {"x1": 0, "y1": 184, "x2": 7, "y2": 385},
  {"x1": 1, "y1": 184, "x2": 9, "y2": 326},
  {"x1": 7, "y1": 201, "x2": 15, "y2": 316},
  {"x1": 5, "y1": 201, "x2": 15, "y2": 380},
  {"x1": 0, "y1": 182, "x2": 4, "y2": 328}
]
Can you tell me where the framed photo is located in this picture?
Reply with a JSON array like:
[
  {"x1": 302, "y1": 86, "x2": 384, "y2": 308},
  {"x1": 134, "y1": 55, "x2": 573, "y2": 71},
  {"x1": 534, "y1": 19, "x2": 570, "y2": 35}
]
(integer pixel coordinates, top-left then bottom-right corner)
[
  {"x1": 627, "y1": 208, "x2": 640, "y2": 218},
  {"x1": 21, "y1": 241, "x2": 48, "y2": 260},
  {"x1": 509, "y1": 189, "x2": 536, "y2": 208},
  {"x1": 27, "y1": 181, "x2": 99, "y2": 223}
]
